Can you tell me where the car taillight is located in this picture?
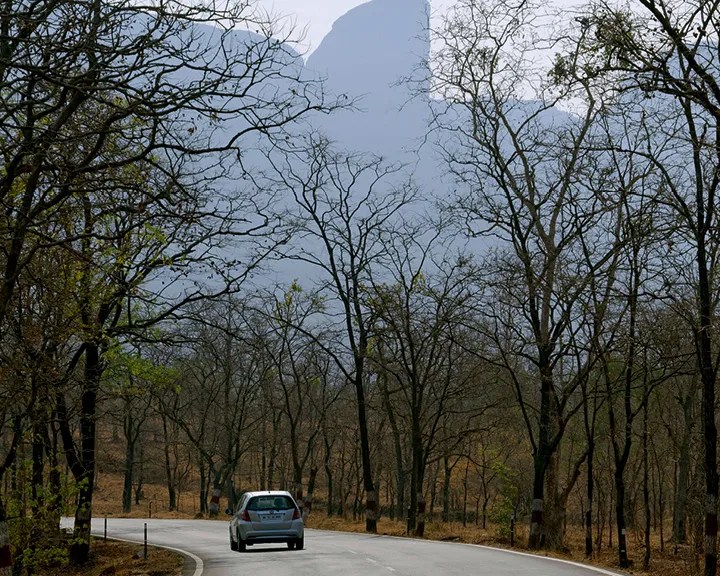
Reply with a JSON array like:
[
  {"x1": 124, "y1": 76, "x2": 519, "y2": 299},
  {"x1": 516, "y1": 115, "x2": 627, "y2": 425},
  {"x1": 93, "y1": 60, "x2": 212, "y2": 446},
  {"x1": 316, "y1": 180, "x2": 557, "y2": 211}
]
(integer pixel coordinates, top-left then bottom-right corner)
[
  {"x1": 293, "y1": 507, "x2": 300, "y2": 520},
  {"x1": 241, "y1": 510, "x2": 251, "y2": 522}
]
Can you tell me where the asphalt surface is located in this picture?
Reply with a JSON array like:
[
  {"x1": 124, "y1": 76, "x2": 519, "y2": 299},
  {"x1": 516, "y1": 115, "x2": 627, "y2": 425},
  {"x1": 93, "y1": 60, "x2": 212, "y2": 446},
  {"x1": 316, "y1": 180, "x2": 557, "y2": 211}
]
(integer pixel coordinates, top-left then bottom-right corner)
[{"x1": 78, "y1": 518, "x2": 626, "y2": 576}]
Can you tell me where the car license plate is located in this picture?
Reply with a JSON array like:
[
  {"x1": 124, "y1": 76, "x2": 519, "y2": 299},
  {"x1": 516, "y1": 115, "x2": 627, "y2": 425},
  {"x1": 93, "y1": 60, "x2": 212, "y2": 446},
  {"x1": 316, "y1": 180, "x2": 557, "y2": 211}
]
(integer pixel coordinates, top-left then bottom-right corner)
[{"x1": 262, "y1": 514, "x2": 281, "y2": 521}]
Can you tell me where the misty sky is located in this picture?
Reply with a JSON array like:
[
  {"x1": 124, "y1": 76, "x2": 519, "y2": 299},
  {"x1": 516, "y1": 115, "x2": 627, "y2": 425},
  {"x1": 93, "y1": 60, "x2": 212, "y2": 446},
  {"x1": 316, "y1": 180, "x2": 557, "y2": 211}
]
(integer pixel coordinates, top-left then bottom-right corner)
[
  {"x1": 257, "y1": 0, "x2": 585, "y2": 56},
  {"x1": 256, "y1": 0, "x2": 451, "y2": 55}
]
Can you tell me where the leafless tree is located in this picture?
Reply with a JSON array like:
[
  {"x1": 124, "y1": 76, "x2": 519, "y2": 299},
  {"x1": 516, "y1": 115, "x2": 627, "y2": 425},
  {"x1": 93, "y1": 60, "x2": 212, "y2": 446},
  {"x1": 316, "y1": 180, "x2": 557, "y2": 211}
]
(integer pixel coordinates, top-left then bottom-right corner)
[
  {"x1": 368, "y1": 227, "x2": 490, "y2": 536},
  {"x1": 430, "y1": 0, "x2": 625, "y2": 549},
  {"x1": 0, "y1": 0, "x2": 342, "y2": 563},
  {"x1": 261, "y1": 134, "x2": 414, "y2": 532},
  {"x1": 244, "y1": 284, "x2": 344, "y2": 518},
  {"x1": 577, "y1": 2, "x2": 720, "y2": 572}
]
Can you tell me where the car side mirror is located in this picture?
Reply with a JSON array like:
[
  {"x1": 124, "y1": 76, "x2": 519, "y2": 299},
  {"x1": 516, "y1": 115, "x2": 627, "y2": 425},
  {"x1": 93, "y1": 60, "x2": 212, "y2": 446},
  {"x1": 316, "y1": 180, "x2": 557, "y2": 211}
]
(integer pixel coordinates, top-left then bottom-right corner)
[{"x1": 225, "y1": 507, "x2": 233, "y2": 516}]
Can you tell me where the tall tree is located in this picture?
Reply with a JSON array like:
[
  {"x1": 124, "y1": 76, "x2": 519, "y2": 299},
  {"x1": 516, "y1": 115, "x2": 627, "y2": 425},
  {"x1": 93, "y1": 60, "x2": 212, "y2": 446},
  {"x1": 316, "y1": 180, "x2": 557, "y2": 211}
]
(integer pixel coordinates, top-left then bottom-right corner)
[
  {"x1": 263, "y1": 135, "x2": 413, "y2": 532},
  {"x1": 0, "y1": 0, "x2": 339, "y2": 563},
  {"x1": 430, "y1": 0, "x2": 623, "y2": 548},
  {"x1": 169, "y1": 300, "x2": 265, "y2": 516},
  {"x1": 248, "y1": 284, "x2": 342, "y2": 517},
  {"x1": 369, "y1": 231, "x2": 488, "y2": 536},
  {"x1": 579, "y1": 3, "x2": 720, "y2": 572}
]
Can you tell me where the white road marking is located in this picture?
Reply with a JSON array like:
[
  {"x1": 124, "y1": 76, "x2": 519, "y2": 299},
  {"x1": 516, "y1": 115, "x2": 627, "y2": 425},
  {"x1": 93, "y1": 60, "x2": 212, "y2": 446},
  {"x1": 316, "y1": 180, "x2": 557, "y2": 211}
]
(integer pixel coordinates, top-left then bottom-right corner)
[
  {"x1": 385, "y1": 567, "x2": 396, "y2": 572},
  {"x1": 347, "y1": 549, "x2": 358, "y2": 554},
  {"x1": 366, "y1": 557, "x2": 378, "y2": 564},
  {"x1": 377, "y1": 532, "x2": 626, "y2": 576}
]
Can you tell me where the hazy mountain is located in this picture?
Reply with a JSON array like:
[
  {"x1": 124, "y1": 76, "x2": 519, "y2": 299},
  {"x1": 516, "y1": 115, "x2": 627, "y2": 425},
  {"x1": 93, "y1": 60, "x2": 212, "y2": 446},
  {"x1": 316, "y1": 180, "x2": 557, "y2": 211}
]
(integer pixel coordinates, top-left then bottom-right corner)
[{"x1": 305, "y1": 0, "x2": 432, "y2": 161}]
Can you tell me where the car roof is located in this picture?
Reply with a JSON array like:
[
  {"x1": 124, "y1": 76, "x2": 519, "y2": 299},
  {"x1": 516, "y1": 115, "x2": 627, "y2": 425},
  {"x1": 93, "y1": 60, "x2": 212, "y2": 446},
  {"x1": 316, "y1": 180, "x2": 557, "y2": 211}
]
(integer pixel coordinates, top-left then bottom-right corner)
[{"x1": 243, "y1": 490, "x2": 294, "y2": 498}]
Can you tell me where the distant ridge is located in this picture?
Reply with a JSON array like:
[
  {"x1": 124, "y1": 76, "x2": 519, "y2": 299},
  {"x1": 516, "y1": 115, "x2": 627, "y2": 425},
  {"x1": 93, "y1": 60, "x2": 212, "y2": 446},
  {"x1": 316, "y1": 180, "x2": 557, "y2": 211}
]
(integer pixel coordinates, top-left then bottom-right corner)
[{"x1": 305, "y1": 0, "x2": 431, "y2": 158}]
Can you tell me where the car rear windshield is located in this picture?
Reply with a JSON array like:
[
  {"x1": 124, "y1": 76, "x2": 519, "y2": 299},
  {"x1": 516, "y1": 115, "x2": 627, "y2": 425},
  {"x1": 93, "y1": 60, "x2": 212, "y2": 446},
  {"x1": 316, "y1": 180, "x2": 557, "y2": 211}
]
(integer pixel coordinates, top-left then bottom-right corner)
[{"x1": 247, "y1": 495, "x2": 296, "y2": 511}]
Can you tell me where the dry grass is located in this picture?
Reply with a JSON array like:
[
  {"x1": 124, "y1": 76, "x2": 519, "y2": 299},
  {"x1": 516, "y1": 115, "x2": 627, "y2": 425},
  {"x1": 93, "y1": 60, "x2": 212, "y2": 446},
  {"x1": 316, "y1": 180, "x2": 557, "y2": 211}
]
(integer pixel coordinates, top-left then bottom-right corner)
[
  {"x1": 36, "y1": 539, "x2": 183, "y2": 576},
  {"x1": 41, "y1": 471, "x2": 194, "y2": 576},
  {"x1": 93, "y1": 472, "x2": 196, "y2": 520}
]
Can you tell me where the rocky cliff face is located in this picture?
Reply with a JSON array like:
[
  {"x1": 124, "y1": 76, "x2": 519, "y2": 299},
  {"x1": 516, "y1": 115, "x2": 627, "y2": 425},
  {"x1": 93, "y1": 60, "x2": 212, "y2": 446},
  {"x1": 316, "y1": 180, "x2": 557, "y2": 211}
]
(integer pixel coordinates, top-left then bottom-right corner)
[{"x1": 305, "y1": 0, "x2": 431, "y2": 158}]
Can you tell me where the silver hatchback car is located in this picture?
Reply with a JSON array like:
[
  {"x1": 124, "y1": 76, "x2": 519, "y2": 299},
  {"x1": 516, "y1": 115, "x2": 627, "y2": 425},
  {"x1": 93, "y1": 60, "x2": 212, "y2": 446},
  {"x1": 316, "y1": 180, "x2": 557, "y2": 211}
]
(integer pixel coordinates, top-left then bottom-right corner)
[{"x1": 229, "y1": 490, "x2": 304, "y2": 551}]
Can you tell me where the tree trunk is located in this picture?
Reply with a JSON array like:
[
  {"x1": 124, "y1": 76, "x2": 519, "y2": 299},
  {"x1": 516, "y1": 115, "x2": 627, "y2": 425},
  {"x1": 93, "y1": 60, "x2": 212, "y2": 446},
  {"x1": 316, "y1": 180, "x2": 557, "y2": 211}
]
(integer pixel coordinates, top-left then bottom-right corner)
[
  {"x1": 353, "y1": 357, "x2": 377, "y2": 533},
  {"x1": 586, "y1": 441, "x2": 594, "y2": 557},
  {"x1": 544, "y1": 452, "x2": 566, "y2": 550},
  {"x1": 28, "y1": 416, "x2": 50, "y2": 565},
  {"x1": 209, "y1": 470, "x2": 222, "y2": 518},
  {"x1": 529, "y1": 357, "x2": 555, "y2": 550},
  {"x1": 381, "y1": 378, "x2": 405, "y2": 521},
  {"x1": 222, "y1": 476, "x2": 232, "y2": 515},
  {"x1": 46, "y1": 418, "x2": 62, "y2": 526},
  {"x1": 31, "y1": 414, "x2": 45, "y2": 517},
  {"x1": 0, "y1": 498, "x2": 11, "y2": 576},
  {"x1": 134, "y1": 443, "x2": 144, "y2": 506},
  {"x1": 199, "y1": 460, "x2": 208, "y2": 515},
  {"x1": 529, "y1": 452, "x2": 549, "y2": 549},
  {"x1": 462, "y1": 460, "x2": 469, "y2": 527},
  {"x1": 294, "y1": 469, "x2": 304, "y2": 515},
  {"x1": 0, "y1": 418, "x2": 22, "y2": 576},
  {"x1": 66, "y1": 342, "x2": 101, "y2": 565},
  {"x1": 583, "y1": 378, "x2": 597, "y2": 559},
  {"x1": 608, "y1": 478, "x2": 613, "y2": 549},
  {"x1": 688, "y1": 98, "x2": 717, "y2": 576},
  {"x1": 429, "y1": 462, "x2": 439, "y2": 521},
  {"x1": 656, "y1": 449, "x2": 665, "y2": 553},
  {"x1": 615, "y1": 470, "x2": 629, "y2": 568},
  {"x1": 416, "y1": 492, "x2": 426, "y2": 537},
  {"x1": 482, "y1": 495, "x2": 489, "y2": 530},
  {"x1": 167, "y1": 483, "x2": 177, "y2": 513},
  {"x1": 161, "y1": 414, "x2": 176, "y2": 512},
  {"x1": 267, "y1": 411, "x2": 280, "y2": 491},
  {"x1": 324, "y1": 434, "x2": 334, "y2": 517},
  {"x1": 72, "y1": 475, "x2": 93, "y2": 565},
  {"x1": 408, "y1": 472, "x2": 417, "y2": 533},
  {"x1": 122, "y1": 410, "x2": 134, "y2": 513},
  {"x1": 673, "y1": 383, "x2": 695, "y2": 544},
  {"x1": 442, "y1": 458, "x2": 451, "y2": 523},
  {"x1": 643, "y1": 397, "x2": 651, "y2": 571},
  {"x1": 304, "y1": 467, "x2": 318, "y2": 522}
]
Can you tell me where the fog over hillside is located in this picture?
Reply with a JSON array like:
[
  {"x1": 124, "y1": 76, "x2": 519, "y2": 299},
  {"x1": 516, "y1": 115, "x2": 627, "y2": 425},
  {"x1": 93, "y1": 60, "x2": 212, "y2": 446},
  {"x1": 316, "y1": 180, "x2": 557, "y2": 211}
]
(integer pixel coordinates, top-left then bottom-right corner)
[
  {"x1": 297, "y1": 0, "x2": 575, "y2": 205},
  {"x1": 235, "y1": 0, "x2": 585, "y2": 290},
  {"x1": 305, "y1": 0, "x2": 431, "y2": 161}
]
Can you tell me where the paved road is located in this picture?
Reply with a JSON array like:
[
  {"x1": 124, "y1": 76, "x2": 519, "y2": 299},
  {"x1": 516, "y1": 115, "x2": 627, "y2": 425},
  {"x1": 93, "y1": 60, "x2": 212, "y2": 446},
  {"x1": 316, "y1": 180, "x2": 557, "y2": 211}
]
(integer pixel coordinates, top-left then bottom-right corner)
[{"x1": 82, "y1": 518, "x2": 625, "y2": 576}]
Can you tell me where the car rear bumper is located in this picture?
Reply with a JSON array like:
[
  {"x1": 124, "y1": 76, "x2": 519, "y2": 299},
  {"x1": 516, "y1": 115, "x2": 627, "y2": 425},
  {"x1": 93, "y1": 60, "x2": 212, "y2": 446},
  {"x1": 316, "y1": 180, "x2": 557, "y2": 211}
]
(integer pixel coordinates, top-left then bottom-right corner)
[{"x1": 240, "y1": 529, "x2": 303, "y2": 543}]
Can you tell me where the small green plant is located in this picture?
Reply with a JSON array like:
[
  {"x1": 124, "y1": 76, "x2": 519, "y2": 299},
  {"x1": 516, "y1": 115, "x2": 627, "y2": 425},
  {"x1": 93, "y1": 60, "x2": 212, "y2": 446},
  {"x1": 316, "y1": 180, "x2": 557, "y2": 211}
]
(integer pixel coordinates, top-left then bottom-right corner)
[
  {"x1": 490, "y1": 496, "x2": 516, "y2": 539},
  {"x1": 7, "y1": 457, "x2": 79, "y2": 574},
  {"x1": 488, "y1": 460, "x2": 522, "y2": 541}
]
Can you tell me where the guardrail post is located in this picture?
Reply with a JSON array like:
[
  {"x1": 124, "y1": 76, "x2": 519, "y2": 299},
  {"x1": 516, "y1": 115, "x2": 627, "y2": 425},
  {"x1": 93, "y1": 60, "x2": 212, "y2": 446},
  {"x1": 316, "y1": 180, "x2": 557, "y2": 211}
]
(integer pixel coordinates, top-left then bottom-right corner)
[{"x1": 144, "y1": 523, "x2": 148, "y2": 560}]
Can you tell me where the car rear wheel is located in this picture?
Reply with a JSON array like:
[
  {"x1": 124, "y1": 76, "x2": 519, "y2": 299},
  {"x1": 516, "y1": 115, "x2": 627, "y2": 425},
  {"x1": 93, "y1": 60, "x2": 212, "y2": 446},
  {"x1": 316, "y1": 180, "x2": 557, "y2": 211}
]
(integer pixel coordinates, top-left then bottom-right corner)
[
  {"x1": 296, "y1": 536, "x2": 304, "y2": 550},
  {"x1": 237, "y1": 529, "x2": 246, "y2": 552}
]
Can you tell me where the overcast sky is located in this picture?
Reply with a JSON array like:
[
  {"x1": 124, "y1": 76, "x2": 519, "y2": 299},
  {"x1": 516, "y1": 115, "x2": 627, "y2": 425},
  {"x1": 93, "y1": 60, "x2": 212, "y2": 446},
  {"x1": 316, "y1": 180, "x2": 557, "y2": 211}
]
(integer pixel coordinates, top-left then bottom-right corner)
[
  {"x1": 256, "y1": 0, "x2": 452, "y2": 56},
  {"x1": 256, "y1": 0, "x2": 583, "y2": 57}
]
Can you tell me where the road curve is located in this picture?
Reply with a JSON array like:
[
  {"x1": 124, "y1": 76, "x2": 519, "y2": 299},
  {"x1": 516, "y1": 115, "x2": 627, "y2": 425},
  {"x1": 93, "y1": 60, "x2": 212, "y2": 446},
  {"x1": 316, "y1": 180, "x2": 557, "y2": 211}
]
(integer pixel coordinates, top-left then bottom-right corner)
[{"x1": 85, "y1": 518, "x2": 626, "y2": 576}]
